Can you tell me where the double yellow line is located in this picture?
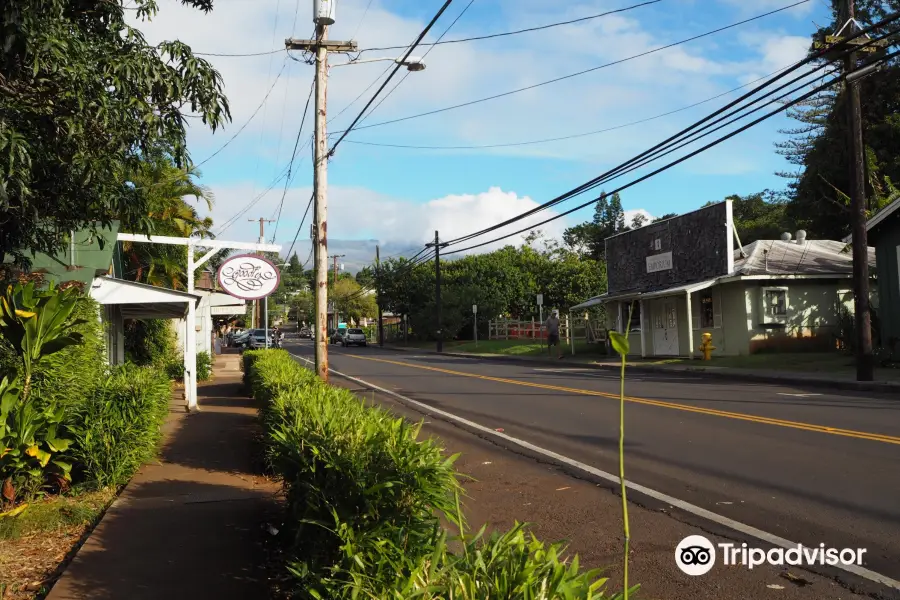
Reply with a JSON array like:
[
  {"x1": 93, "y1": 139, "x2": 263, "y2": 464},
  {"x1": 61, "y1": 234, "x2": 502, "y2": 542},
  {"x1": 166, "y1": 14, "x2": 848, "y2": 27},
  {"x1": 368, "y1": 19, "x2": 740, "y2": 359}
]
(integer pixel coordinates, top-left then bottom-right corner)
[{"x1": 346, "y1": 354, "x2": 900, "y2": 446}]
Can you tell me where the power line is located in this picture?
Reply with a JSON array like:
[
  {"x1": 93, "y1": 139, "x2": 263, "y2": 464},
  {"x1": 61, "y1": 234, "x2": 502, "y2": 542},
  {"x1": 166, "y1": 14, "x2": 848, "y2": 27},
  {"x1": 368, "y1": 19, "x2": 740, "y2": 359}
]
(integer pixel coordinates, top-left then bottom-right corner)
[
  {"x1": 441, "y1": 17, "x2": 899, "y2": 248},
  {"x1": 215, "y1": 165, "x2": 292, "y2": 236},
  {"x1": 195, "y1": 49, "x2": 285, "y2": 57},
  {"x1": 272, "y1": 77, "x2": 317, "y2": 242},
  {"x1": 443, "y1": 49, "x2": 899, "y2": 257},
  {"x1": 354, "y1": 0, "x2": 663, "y2": 56},
  {"x1": 342, "y1": 64, "x2": 800, "y2": 151},
  {"x1": 353, "y1": 0, "x2": 376, "y2": 40},
  {"x1": 340, "y1": 247, "x2": 435, "y2": 303},
  {"x1": 356, "y1": 0, "x2": 477, "y2": 127},
  {"x1": 328, "y1": 0, "x2": 457, "y2": 156},
  {"x1": 284, "y1": 193, "x2": 315, "y2": 262},
  {"x1": 194, "y1": 57, "x2": 288, "y2": 168},
  {"x1": 335, "y1": 0, "x2": 813, "y2": 134}
]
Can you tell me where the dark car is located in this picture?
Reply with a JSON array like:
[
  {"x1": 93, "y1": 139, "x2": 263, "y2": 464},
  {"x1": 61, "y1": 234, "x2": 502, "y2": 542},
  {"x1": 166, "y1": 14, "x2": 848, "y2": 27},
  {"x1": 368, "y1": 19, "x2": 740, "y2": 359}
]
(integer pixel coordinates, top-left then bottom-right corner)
[{"x1": 299, "y1": 326, "x2": 311, "y2": 339}]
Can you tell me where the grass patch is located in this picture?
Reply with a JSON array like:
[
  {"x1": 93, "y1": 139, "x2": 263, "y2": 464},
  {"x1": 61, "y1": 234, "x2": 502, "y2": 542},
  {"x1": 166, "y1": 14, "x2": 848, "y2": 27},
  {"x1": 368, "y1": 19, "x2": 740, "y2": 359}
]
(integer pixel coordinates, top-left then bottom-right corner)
[{"x1": 0, "y1": 488, "x2": 116, "y2": 599}]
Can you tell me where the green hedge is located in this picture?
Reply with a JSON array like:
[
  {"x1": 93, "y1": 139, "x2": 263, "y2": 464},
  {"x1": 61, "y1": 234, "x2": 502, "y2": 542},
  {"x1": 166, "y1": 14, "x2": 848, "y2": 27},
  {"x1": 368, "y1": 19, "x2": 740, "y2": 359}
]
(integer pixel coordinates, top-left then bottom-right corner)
[
  {"x1": 245, "y1": 349, "x2": 618, "y2": 599},
  {"x1": 66, "y1": 364, "x2": 172, "y2": 489}
]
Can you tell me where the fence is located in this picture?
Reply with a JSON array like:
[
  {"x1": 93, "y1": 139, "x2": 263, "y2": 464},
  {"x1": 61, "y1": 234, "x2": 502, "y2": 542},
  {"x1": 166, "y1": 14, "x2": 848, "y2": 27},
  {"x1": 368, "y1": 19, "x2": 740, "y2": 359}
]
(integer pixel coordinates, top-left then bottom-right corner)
[{"x1": 488, "y1": 318, "x2": 570, "y2": 341}]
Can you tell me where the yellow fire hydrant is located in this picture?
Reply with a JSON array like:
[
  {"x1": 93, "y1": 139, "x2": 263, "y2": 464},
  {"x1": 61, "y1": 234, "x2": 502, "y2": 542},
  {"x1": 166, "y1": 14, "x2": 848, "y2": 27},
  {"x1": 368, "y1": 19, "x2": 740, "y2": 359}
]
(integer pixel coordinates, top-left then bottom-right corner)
[{"x1": 699, "y1": 332, "x2": 716, "y2": 360}]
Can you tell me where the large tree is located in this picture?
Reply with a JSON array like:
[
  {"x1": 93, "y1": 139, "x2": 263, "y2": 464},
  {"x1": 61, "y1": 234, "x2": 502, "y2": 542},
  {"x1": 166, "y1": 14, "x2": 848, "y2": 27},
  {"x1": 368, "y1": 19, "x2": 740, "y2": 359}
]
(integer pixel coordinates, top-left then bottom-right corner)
[
  {"x1": 562, "y1": 191, "x2": 629, "y2": 260},
  {"x1": 776, "y1": 0, "x2": 900, "y2": 239},
  {"x1": 1, "y1": 0, "x2": 230, "y2": 265}
]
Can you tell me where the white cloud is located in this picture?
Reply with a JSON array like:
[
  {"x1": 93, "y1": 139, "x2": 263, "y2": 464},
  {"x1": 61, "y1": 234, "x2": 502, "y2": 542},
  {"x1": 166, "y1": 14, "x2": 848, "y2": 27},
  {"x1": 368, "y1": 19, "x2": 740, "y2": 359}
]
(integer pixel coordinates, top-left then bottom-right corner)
[
  {"x1": 202, "y1": 182, "x2": 570, "y2": 264},
  {"x1": 624, "y1": 208, "x2": 655, "y2": 226}
]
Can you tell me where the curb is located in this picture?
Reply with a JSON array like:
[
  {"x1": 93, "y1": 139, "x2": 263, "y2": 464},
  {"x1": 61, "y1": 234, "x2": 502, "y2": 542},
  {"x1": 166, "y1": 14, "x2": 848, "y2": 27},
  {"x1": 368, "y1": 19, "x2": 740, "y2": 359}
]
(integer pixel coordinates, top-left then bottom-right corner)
[{"x1": 370, "y1": 344, "x2": 900, "y2": 395}]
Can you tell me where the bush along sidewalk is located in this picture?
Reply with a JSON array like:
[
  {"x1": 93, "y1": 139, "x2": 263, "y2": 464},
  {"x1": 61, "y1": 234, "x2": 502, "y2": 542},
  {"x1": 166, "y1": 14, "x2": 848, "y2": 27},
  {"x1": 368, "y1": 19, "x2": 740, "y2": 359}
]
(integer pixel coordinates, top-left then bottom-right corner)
[
  {"x1": 0, "y1": 282, "x2": 173, "y2": 597},
  {"x1": 245, "y1": 349, "x2": 634, "y2": 599}
]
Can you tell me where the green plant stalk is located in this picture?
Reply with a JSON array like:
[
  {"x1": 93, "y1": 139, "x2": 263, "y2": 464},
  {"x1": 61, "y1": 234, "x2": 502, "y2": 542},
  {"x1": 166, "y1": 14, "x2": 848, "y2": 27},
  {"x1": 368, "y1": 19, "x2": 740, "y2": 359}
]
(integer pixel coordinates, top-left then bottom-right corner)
[{"x1": 619, "y1": 344, "x2": 630, "y2": 599}]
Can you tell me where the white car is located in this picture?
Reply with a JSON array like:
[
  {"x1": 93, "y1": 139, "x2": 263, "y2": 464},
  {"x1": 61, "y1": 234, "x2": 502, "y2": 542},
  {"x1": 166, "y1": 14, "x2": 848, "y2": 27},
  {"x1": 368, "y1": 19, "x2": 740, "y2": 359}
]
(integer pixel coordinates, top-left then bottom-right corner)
[{"x1": 341, "y1": 328, "x2": 367, "y2": 347}]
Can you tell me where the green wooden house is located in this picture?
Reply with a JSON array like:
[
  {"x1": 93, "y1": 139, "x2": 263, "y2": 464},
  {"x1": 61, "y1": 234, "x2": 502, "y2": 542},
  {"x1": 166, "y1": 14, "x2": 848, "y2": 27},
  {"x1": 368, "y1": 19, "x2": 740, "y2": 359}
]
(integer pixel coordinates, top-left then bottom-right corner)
[{"x1": 867, "y1": 198, "x2": 900, "y2": 356}]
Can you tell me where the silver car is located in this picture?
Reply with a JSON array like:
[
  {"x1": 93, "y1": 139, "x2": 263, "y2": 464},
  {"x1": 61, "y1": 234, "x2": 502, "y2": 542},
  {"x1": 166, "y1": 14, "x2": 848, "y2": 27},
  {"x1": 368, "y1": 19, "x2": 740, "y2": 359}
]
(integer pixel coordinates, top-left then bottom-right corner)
[
  {"x1": 341, "y1": 328, "x2": 367, "y2": 347},
  {"x1": 248, "y1": 329, "x2": 269, "y2": 349}
]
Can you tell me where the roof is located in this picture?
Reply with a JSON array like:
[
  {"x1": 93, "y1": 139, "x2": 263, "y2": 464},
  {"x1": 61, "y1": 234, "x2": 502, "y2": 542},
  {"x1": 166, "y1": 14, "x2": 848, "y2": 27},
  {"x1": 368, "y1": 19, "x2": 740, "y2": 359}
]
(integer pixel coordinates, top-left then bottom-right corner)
[
  {"x1": 3, "y1": 223, "x2": 121, "y2": 287},
  {"x1": 89, "y1": 276, "x2": 201, "y2": 319},
  {"x1": 732, "y1": 239, "x2": 874, "y2": 276},
  {"x1": 570, "y1": 279, "x2": 718, "y2": 311},
  {"x1": 866, "y1": 197, "x2": 900, "y2": 236}
]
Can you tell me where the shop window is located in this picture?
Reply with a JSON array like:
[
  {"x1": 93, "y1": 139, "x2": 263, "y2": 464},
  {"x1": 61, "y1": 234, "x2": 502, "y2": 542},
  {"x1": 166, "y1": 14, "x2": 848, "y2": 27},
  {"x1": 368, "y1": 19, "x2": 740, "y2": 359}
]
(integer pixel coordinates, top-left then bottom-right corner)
[
  {"x1": 622, "y1": 301, "x2": 641, "y2": 332},
  {"x1": 700, "y1": 290, "x2": 714, "y2": 328}
]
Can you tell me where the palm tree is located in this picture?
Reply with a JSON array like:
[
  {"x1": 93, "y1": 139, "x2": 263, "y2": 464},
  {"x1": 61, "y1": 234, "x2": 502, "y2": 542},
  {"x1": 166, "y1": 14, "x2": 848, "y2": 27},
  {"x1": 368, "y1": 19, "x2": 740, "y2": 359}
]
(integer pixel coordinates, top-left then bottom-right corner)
[{"x1": 120, "y1": 152, "x2": 215, "y2": 289}]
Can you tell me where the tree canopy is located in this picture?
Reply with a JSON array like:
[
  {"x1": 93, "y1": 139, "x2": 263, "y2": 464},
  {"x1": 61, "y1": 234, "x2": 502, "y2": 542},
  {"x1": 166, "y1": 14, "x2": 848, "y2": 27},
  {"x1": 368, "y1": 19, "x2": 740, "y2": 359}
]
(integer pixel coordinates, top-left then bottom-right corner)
[{"x1": 1, "y1": 0, "x2": 230, "y2": 265}]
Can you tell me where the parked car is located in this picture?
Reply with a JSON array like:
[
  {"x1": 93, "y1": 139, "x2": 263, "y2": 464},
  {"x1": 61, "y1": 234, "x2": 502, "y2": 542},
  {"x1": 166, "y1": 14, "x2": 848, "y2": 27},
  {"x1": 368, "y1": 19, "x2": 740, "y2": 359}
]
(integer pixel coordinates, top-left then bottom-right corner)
[
  {"x1": 341, "y1": 328, "x2": 367, "y2": 347},
  {"x1": 232, "y1": 330, "x2": 250, "y2": 347},
  {"x1": 248, "y1": 329, "x2": 268, "y2": 349},
  {"x1": 330, "y1": 328, "x2": 347, "y2": 344},
  {"x1": 299, "y1": 326, "x2": 311, "y2": 339}
]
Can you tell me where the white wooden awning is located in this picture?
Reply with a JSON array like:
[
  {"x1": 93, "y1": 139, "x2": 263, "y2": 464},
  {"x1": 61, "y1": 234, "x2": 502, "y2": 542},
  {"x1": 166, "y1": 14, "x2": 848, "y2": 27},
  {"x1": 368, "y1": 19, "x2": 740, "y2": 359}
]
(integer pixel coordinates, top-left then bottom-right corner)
[
  {"x1": 89, "y1": 276, "x2": 201, "y2": 319},
  {"x1": 570, "y1": 279, "x2": 719, "y2": 311}
]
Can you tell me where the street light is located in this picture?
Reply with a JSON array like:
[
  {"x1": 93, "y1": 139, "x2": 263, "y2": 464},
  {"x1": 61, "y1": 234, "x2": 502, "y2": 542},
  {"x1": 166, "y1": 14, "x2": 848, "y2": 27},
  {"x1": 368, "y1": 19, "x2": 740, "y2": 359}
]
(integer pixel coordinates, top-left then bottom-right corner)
[{"x1": 332, "y1": 56, "x2": 426, "y2": 71}]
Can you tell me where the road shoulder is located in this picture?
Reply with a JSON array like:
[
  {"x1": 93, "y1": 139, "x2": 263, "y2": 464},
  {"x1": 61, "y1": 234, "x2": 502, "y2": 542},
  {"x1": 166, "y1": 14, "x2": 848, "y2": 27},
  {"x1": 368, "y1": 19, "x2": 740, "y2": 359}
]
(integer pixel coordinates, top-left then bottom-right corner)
[{"x1": 329, "y1": 374, "x2": 879, "y2": 600}]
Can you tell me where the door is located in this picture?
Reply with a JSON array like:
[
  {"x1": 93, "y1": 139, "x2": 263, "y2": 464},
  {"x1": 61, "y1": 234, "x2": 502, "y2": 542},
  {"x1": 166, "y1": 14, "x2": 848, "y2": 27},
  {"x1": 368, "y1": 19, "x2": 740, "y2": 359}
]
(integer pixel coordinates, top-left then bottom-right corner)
[{"x1": 653, "y1": 301, "x2": 679, "y2": 356}]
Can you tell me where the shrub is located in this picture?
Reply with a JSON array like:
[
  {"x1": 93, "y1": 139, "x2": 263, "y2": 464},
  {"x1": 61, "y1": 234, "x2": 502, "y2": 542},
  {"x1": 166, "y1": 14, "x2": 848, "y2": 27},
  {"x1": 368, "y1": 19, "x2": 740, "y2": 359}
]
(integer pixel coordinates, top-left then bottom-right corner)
[
  {"x1": 247, "y1": 350, "x2": 617, "y2": 599},
  {"x1": 196, "y1": 351, "x2": 212, "y2": 382},
  {"x1": 125, "y1": 319, "x2": 178, "y2": 367},
  {"x1": 66, "y1": 364, "x2": 171, "y2": 489}
]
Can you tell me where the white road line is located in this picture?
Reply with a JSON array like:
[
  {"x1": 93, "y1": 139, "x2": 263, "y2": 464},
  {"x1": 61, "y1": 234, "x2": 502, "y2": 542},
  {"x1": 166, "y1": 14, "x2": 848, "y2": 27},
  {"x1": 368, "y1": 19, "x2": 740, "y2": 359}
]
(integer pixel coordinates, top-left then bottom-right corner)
[
  {"x1": 288, "y1": 351, "x2": 900, "y2": 592},
  {"x1": 778, "y1": 393, "x2": 823, "y2": 398}
]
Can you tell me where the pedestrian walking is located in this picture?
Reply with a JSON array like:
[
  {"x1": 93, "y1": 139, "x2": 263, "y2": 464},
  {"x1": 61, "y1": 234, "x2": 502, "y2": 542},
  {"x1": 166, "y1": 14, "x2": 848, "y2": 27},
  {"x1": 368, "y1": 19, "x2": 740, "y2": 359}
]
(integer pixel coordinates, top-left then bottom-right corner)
[{"x1": 545, "y1": 310, "x2": 563, "y2": 359}]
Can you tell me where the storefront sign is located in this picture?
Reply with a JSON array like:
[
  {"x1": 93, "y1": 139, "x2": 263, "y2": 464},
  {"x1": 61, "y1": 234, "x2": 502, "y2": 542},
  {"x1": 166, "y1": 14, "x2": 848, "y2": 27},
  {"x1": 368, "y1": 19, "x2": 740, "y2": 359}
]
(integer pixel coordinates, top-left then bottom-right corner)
[
  {"x1": 646, "y1": 251, "x2": 673, "y2": 273},
  {"x1": 217, "y1": 254, "x2": 280, "y2": 300}
]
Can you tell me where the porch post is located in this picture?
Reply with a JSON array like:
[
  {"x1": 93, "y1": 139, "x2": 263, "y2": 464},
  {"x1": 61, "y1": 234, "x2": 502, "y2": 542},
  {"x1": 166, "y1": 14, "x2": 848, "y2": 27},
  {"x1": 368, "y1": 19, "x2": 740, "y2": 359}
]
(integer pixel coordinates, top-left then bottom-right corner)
[
  {"x1": 568, "y1": 312, "x2": 574, "y2": 356},
  {"x1": 639, "y1": 299, "x2": 647, "y2": 358},
  {"x1": 686, "y1": 291, "x2": 695, "y2": 360},
  {"x1": 185, "y1": 242, "x2": 198, "y2": 411}
]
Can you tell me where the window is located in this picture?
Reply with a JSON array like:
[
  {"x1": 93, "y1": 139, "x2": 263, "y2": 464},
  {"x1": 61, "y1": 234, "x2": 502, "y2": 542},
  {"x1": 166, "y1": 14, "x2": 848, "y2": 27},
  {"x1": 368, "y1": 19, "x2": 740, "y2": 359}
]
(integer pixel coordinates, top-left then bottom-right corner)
[
  {"x1": 621, "y1": 301, "x2": 641, "y2": 332},
  {"x1": 700, "y1": 290, "x2": 714, "y2": 328},
  {"x1": 761, "y1": 287, "x2": 789, "y2": 324},
  {"x1": 766, "y1": 289, "x2": 787, "y2": 316}
]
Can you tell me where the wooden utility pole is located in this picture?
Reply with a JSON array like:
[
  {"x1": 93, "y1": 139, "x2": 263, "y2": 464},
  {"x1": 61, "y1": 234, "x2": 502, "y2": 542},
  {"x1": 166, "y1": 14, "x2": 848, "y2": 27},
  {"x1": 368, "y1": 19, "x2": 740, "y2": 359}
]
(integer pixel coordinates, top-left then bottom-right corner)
[
  {"x1": 331, "y1": 254, "x2": 345, "y2": 329},
  {"x1": 841, "y1": 0, "x2": 874, "y2": 381},
  {"x1": 286, "y1": 29, "x2": 357, "y2": 381},
  {"x1": 376, "y1": 246, "x2": 384, "y2": 347},
  {"x1": 426, "y1": 231, "x2": 449, "y2": 353},
  {"x1": 248, "y1": 218, "x2": 274, "y2": 328}
]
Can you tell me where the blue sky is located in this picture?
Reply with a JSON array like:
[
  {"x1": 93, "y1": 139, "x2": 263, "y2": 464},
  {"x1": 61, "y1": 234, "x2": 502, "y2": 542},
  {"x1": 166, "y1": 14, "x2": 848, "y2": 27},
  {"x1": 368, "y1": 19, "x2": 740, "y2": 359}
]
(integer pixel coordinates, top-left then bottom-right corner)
[{"x1": 135, "y1": 0, "x2": 832, "y2": 269}]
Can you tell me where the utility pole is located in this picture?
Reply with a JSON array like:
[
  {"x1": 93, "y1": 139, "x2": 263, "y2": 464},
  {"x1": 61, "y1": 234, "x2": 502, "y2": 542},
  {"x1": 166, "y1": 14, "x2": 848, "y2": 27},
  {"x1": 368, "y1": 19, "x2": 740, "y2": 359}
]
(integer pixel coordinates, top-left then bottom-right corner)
[
  {"x1": 331, "y1": 254, "x2": 345, "y2": 329},
  {"x1": 286, "y1": 8, "x2": 357, "y2": 381},
  {"x1": 249, "y1": 218, "x2": 274, "y2": 329},
  {"x1": 426, "y1": 231, "x2": 449, "y2": 353},
  {"x1": 376, "y1": 246, "x2": 384, "y2": 347},
  {"x1": 841, "y1": 0, "x2": 874, "y2": 381}
]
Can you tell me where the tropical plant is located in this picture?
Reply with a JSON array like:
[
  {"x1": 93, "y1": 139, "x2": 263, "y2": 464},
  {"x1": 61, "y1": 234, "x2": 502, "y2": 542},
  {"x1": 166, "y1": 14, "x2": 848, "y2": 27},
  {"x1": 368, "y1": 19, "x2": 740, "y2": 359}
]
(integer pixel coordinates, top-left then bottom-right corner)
[
  {"x1": 66, "y1": 364, "x2": 170, "y2": 488},
  {"x1": 0, "y1": 283, "x2": 86, "y2": 401},
  {"x1": 608, "y1": 307, "x2": 638, "y2": 600},
  {"x1": 0, "y1": 0, "x2": 229, "y2": 267}
]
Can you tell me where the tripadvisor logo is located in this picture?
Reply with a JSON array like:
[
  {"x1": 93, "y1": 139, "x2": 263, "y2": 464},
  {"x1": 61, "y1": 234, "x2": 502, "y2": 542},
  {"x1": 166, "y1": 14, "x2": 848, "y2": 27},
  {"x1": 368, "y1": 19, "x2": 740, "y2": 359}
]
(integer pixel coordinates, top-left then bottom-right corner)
[{"x1": 675, "y1": 535, "x2": 867, "y2": 576}]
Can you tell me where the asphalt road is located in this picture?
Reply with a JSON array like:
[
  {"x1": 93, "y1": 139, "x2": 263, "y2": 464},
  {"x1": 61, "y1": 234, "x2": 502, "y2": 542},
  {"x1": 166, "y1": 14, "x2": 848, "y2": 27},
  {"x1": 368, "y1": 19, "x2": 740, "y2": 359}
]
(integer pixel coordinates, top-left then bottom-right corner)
[{"x1": 286, "y1": 339, "x2": 900, "y2": 591}]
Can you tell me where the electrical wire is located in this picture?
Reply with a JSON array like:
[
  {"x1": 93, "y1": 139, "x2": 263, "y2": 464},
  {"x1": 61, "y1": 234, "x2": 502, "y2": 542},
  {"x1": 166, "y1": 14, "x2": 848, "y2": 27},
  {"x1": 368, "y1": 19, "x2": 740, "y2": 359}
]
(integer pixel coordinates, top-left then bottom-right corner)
[
  {"x1": 441, "y1": 16, "x2": 900, "y2": 248},
  {"x1": 195, "y1": 49, "x2": 285, "y2": 57},
  {"x1": 342, "y1": 64, "x2": 801, "y2": 151},
  {"x1": 340, "y1": 247, "x2": 436, "y2": 303},
  {"x1": 272, "y1": 78, "x2": 316, "y2": 242},
  {"x1": 443, "y1": 48, "x2": 899, "y2": 257},
  {"x1": 353, "y1": 0, "x2": 376, "y2": 41},
  {"x1": 215, "y1": 165, "x2": 292, "y2": 236},
  {"x1": 356, "y1": 0, "x2": 477, "y2": 127},
  {"x1": 328, "y1": 0, "x2": 457, "y2": 156},
  {"x1": 283, "y1": 193, "x2": 315, "y2": 263},
  {"x1": 194, "y1": 57, "x2": 288, "y2": 168},
  {"x1": 354, "y1": 0, "x2": 663, "y2": 56},
  {"x1": 334, "y1": 0, "x2": 813, "y2": 134}
]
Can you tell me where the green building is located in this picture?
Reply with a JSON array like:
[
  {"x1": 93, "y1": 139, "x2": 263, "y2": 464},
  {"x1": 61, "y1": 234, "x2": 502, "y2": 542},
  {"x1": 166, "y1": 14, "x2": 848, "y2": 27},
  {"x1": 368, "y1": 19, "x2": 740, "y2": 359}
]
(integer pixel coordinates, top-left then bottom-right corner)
[{"x1": 867, "y1": 198, "x2": 900, "y2": 357}]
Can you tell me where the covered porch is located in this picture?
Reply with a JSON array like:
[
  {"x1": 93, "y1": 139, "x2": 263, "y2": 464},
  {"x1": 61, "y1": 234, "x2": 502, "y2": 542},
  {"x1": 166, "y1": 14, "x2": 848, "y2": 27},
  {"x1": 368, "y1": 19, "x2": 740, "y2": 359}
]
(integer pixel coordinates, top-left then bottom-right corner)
[
  {"x1": 89, "y1": 276, "x2": 202, "y2": 410},
  {"x1": 571, "y1": 279, "x2": 718, "y2": 359}
]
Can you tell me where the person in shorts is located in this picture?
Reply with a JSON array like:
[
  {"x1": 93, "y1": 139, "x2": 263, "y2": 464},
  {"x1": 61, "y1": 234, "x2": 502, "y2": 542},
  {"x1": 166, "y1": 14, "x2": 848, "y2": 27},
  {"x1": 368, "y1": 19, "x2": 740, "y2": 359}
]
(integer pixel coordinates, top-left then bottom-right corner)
[{"x1": 545, "y1": 310, "x2": 563, "y2": 359}]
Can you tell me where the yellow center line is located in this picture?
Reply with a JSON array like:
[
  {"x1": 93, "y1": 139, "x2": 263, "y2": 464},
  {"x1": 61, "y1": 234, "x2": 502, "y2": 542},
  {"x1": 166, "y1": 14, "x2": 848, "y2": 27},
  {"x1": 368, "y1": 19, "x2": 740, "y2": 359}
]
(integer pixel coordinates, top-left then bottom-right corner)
[{"x1": 345, "y1": 354, "x2": 900, "y2": 446}]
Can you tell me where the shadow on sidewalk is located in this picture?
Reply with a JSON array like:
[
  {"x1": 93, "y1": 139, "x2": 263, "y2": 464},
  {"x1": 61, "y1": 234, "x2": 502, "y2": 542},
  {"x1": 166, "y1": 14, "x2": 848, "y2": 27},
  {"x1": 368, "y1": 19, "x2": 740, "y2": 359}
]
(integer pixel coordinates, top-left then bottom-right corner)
[{"x1": 46, "y1": 368, "x2": 282, "y2": 600}]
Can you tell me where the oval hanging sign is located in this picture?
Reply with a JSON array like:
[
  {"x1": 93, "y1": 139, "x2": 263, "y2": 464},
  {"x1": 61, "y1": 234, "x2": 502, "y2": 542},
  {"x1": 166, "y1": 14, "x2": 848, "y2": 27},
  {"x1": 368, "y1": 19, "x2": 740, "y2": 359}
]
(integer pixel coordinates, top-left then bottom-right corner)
[{"x1": 217, "y1": 254, "x2": 281, "y2": 300}]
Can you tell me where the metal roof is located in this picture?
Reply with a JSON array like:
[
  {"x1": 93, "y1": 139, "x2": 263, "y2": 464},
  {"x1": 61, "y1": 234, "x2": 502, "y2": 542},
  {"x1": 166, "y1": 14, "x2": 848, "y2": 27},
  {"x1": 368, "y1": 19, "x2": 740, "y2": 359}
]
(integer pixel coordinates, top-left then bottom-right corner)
[
  {"x1": 732, "y1": 239, "x2": 875, "y2": 276},
  {"x1": 3, "y1": 223, "x2": 121, "y2": 286}
]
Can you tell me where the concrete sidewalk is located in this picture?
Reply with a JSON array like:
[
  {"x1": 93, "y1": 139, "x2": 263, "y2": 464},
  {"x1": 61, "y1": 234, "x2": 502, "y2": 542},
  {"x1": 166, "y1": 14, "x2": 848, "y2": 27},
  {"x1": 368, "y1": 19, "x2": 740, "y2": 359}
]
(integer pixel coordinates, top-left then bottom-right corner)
[
  {"x1": 47, "y1": 352, "x2": 280, "y2": 600},
  {"x1": 376, "y1": 343, "x2": 900, "y2": 394}
]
